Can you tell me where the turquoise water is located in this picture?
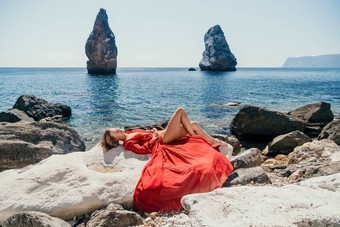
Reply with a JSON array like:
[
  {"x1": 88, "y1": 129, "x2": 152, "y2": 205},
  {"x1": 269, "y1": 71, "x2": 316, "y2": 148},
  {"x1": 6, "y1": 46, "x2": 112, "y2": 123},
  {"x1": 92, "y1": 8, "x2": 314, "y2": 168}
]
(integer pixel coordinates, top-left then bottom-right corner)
[{"x1": 0, "y1": 67, "x2": 339, "y2": 149}]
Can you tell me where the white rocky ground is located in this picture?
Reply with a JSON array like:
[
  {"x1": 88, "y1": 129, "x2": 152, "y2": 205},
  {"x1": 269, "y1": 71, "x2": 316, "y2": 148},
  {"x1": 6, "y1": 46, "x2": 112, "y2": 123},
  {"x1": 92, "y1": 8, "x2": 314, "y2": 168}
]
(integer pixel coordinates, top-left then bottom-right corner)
[
  {"x1": 0, "y1": 143, "x2": 232, "y2": 225},
  {"x1": 0, "y1": 144, "x2": 150, "y2": 224},
  {"x1": 181, "y1": 173, "x2": 340, "y2": 227},
  {"x1": 1, "y1": 141, "x2": 339, "y2": 226}
]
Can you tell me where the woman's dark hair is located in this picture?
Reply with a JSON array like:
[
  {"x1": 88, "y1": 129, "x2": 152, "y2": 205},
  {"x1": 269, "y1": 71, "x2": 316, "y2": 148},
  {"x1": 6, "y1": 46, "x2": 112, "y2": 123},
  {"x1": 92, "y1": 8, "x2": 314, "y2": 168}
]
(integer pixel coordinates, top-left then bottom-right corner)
[{"x1": 101, "y1": 130, "x2": 119, "y2": 152}]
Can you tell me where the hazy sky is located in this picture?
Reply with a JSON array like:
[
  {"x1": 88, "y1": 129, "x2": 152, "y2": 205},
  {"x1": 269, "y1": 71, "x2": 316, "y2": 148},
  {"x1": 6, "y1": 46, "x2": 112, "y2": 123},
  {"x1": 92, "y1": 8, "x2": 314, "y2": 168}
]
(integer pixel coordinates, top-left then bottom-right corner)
[{"x1": 0, "y1": 0, "x2": 339, "y2": 67}]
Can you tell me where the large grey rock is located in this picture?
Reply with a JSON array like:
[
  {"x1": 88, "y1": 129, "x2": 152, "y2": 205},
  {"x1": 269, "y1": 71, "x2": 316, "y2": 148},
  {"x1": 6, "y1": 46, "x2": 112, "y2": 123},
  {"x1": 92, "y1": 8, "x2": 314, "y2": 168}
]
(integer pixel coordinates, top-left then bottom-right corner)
[
  {"x1": 266, "y1": 162, "x2": 327, "y2": 178},
  {"x1": 199, "y1": 25, "x2": 237, "y2": 71},
  {"x1": 230, "y1": 105, "x2": 306, "y2": 141},
  {"x1": 287, "y1": 139, "x2": 339, "y2": 164},
  {"x1": 318, "y1": 119, "x2": 340, "y2": 145},
  {"x1": 263, "y1": 130, "x2": 312, "y2": 155},
  {"x1": 3, "y1": 211, "x2": 70, "y2": 227},
  {"x1": 230, "y1": 148, "x2": 261, "y2": 170},
  {"x1": 0, "y1": 109, "x2": 34, "y2": 123},
  {"x1": 224, "y1": 166, "x2": 271, "y2": 186},
  {"x1": 13, "y1": 95, "x2": 71, "y2": 122},
  {"x1": 305, "y1": 161, "x2": 340, "y2": 179},
  {"x1": 181, "y1": 173, "x2": 340, "y2": 226},
  {"x1": 289, "y1": 101, "x2": 334, "y2": 124},
  {"x1": 85, "y1": 8, "x2": 117, "y2": 75},
  {"x1": 87, "y1": 203, "x2": 143, "y2": 227},
  {"x1": 0, "y1": 121, "x2": 85, "y2": 171},
  {"x1": 289, "y1": 102, "x2": 334, "y2": 137},
  {"x1": 0, "y1": 145, "x2": 151, "y2": 223}
]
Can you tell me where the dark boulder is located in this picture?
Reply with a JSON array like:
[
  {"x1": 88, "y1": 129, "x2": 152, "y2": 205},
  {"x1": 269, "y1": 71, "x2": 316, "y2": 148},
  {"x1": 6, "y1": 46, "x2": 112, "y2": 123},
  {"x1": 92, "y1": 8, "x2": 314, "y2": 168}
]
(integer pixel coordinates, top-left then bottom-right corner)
[
  {"x1": 125, "y1": 120, "x2": 169, "y2": 131},
  {"x1": 230, "y1": 105, "x2": 306, "y2": 141},
  {"x1": 263, "y1": 130, "x2": 312, "y2": 156},
  {"x1": 305, "y1": 161, "x2": 340, "y2": 179},
  {"x1": 0, "y1": 109, "x2": 34, "y2": 123},
  {"x1": 143, "y1": 120, "x2": 169, "y2": 130},
  {"x1": 223, "y1": 166, "x2": 271, "y2": 186},
  {"x1": 188, "y1": 68, "x2": 197, "y2": 71},
  {"x1": 87, "y1": 203, "x2": 143, "y2": 227},
  {"x1": 318, "y1": 119, "x2": 340, "y2": 145},
  {"x1": 0, "y1": 121, "x2": 85, "y2": 171},
  {"x1": 13, "y1": 95, "x2": 71, "y2": 122},
  {"x1": 289, "y1": 101, "x2": 334, "y2": 124},
  {"x1": 85, "y1": 8, "x2": 118, "y2": 75},
  {"x1": 199, "y1": 25, "x2": 237, "y2": 71},
  {"x1": 4, "y1": 211, "x2": 70, "y2": 227},
  {"x1": 265, "y1": 162, "x2": 327, "y2": 178},
  {"x1": 124, "y1": 124, "x2": 143, "y2": 132},
  {"x1": 230, "y1": 148, "x2": 261, "y2": 170},
  {"x1": 289, "y1": 102, "x2": 334, "y2": 137}
]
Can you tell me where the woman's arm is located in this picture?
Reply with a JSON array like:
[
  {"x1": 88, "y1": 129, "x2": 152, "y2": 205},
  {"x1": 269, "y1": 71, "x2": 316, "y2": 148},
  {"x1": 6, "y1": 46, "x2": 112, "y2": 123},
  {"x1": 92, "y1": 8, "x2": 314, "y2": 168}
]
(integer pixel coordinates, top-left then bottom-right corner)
[
  {"x1": 123, "y1": 139, "x2": 156, "y2": 154},
  {"x1": 123, "y1": 129, "x2": 159, "y2": 154}
]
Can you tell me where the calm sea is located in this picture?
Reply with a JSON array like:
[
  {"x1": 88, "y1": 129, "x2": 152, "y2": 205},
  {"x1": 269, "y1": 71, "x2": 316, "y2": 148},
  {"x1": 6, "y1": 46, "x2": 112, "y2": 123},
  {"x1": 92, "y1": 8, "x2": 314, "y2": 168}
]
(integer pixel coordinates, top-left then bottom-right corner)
[{"x1": 0, "y1": 67, "x2": 339, "y2": 149}]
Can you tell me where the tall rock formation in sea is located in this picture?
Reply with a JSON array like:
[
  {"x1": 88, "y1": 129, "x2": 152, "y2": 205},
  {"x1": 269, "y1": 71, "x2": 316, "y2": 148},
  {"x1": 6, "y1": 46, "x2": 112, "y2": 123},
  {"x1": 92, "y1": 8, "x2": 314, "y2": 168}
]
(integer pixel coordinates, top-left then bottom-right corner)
[
  {"x1": 85, "y1": 8, "x2": 118, "y2": 75},
  {"x1": 199, "y1": 25, "x2": 237, "y2": 71}
]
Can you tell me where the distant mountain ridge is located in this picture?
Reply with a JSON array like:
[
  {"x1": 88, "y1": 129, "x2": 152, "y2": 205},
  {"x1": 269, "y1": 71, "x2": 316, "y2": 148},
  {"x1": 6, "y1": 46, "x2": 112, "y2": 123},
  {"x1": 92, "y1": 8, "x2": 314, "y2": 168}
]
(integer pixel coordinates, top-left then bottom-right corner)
[{"x1": 282, "y1": 54, "x2": 340, "y2": 68}]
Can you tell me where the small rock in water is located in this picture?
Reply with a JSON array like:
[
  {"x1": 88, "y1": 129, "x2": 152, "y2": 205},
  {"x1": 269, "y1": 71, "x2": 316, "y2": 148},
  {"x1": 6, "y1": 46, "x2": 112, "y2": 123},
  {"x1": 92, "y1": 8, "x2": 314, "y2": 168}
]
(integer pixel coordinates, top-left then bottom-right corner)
[{"x1": 224, "y1": 102, "x2": 241, "y2": 107}]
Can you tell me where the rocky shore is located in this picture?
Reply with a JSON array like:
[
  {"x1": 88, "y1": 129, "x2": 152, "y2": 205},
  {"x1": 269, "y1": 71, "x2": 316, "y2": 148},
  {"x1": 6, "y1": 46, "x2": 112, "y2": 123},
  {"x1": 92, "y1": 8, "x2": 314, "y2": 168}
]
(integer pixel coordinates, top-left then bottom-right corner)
[
  {"x1": 0, "y1": 100, "x2": 339, "y2": 226},
  {"x1": 0, "y1": 95, "x2": 85, "y2": 171}
]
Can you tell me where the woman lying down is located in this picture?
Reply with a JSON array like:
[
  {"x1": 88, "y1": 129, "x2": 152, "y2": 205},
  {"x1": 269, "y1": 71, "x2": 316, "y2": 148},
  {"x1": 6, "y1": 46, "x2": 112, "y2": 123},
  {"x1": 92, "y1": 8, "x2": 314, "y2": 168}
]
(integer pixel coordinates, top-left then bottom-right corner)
[{"x1": 101, "y1": 107, "x2": 233, "y2": 212}]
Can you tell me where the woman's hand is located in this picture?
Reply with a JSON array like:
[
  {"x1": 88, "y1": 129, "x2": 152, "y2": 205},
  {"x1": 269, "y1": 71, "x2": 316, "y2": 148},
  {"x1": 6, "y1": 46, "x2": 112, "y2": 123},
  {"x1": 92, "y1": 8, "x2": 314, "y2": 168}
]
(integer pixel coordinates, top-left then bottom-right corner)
[{"x1": 152, "y1": 128, "x2": 160, "y2": 141}]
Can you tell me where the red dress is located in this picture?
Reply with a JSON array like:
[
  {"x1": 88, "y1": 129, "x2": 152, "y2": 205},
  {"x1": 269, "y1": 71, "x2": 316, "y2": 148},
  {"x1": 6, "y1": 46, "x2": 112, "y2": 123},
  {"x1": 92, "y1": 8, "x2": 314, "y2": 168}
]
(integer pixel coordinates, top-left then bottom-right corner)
[{"x1": 123, "y1": 129, "x2": 233, "y2": 212}]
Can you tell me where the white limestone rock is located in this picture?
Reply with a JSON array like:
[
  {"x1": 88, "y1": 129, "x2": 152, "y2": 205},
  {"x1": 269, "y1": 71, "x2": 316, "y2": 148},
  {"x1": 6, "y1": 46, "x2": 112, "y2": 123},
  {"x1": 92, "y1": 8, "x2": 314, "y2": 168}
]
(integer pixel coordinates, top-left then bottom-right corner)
[
  {"x1": 181, "y1": 173, "x2": 340, "y2": 226},
  {"x1": 0, "y1": 144, "x2": 150, "y2": 224},
  {"x1": 288, "y1": 139, "x2": 339, "y2": 164}
]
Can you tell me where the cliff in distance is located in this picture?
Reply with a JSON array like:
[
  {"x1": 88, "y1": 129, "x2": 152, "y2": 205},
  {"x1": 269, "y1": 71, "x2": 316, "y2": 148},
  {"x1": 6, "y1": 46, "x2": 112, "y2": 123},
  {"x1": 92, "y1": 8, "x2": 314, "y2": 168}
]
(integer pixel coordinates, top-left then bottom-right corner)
[{"x1": 282, "y1": 54, "x2": 340, "y2": 68}]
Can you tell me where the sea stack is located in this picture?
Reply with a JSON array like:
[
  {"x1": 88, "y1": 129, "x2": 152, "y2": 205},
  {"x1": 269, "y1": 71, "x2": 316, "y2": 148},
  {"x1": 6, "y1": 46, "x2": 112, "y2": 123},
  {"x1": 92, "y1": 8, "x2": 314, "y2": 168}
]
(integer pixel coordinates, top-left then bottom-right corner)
[
  {"x1": 85, "y1": 8, "x2": 118, "y2": 75},
  {"x1": 199, "y1": 25, "x2": 237, "y2": 71}
]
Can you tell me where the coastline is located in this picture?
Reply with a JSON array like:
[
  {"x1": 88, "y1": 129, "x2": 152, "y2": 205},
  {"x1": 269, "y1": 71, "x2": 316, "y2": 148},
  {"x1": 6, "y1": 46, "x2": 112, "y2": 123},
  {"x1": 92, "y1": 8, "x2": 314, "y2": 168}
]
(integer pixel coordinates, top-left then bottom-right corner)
[{"x1": 1, "y1": 67, "x2": 340, "y2": 150}]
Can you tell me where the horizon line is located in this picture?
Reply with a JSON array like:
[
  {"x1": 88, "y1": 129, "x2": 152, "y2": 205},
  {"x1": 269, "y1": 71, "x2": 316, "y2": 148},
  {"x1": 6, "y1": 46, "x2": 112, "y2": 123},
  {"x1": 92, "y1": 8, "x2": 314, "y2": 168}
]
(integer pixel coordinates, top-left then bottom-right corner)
[{"x1": 1, "y1": 66, "x2": 340, "y2": 69}]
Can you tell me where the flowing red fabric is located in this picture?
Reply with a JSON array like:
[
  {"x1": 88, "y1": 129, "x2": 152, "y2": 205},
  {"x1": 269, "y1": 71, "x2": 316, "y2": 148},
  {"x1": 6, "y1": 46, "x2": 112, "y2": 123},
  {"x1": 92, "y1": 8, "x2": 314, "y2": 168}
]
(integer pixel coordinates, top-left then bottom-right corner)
[{"x1": 123, "y1": 129, "x2": 233, "y2": 212}]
